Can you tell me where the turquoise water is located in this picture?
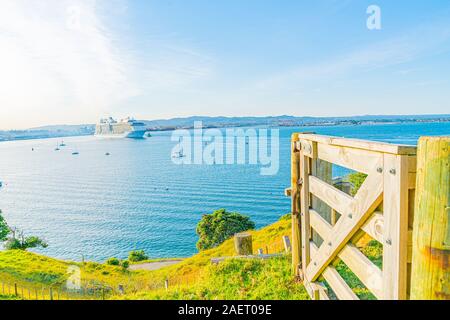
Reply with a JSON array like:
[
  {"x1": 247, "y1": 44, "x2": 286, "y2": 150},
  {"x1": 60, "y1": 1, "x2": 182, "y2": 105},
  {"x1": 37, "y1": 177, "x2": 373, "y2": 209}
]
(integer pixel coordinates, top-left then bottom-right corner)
[{"x1": 0, "y1": 122, "x2": 448, "y2": 261}]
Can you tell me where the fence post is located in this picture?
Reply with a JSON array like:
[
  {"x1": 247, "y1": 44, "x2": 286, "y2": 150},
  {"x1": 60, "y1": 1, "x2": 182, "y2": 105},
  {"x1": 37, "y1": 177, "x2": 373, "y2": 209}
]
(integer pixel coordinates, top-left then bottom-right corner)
[
  {"x1": 291, "y1": 133, "x2": 302, "y2": 277},
  {"x1": 165, "y1": 279, "x2": 169, "y2": 290},
  {"x1": 14, "y1": 283, "x2": 18, "y2": 296},
  {"x1": 411, "y1": 136, "x2": 449, "y2": 300},
  {"x1": 283, "y1": 236, "x2": 292, "y2": 253},
  {"x1": 49, "y1": 287, "x2": 53, "y2": 300},
  {"x1": 234, "y1": 233, "x2": 253, "y2": 256}
]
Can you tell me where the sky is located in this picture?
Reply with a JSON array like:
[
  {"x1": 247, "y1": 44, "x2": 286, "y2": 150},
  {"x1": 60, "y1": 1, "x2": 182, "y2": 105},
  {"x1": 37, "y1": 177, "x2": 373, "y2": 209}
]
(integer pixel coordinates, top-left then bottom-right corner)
[{"x1": 0, "y1": 0, "x2": 450, "y2": 129}]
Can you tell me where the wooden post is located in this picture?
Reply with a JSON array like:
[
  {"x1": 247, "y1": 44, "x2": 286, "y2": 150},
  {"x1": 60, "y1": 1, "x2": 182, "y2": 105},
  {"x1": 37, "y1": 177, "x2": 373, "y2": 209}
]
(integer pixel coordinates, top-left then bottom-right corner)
[
  {"x1": 165, "y1": 279, "x2": 169, "y2": 290},
  {"x1": 311, "y1": 158, "x2": 332, "y2": 246},
  {"x1": 234, "y1": 233, "x2": 253, "y2": 256},
  {"x1": 291, "y1": 133, "x2": 302, "y2": 276},
  {"x1": 14, "y1": 283, "x2": 18, "y2": 296},
  {"x1": 283, "y1": 236, "x2": 292, "y2": 253},
  {"x1": 411, "y1": 136, "x2": 449, "y2": 300},
  {"x1": 50, "y1": 287, "x2": 53, "y2": 300},
  {"x1": 118, "y1": 284, "x2": 124, "y2": 295},
  {"x1": 382, "y1": 153, "x2": 410, "y2": 300}
]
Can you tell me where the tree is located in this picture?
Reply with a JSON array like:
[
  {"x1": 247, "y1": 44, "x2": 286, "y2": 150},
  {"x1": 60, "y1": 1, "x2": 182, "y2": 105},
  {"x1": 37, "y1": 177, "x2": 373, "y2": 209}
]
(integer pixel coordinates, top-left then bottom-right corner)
[
  {"x1": 196, "y1": 209, "x2": 255, "y2": 251},
  {"x1": 4, "y1": 227, "x2": 48, "y2": 250},
  {"x1": 128, "y1": 250, "x2": 148, "y2": 262},
  {"x1": 0, "y1": 210, "x2": 9, "y2": 242}
]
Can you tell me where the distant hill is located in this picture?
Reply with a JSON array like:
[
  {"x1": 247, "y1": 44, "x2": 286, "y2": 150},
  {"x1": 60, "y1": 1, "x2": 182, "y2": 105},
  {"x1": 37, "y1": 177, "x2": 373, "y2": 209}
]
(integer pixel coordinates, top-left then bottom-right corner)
[
  {"x1": 1, "y1": 114, "x2": 448, "y2": 142},
  {"x1": 141, "y1": 114, "x2": 450, "y2": 130}
]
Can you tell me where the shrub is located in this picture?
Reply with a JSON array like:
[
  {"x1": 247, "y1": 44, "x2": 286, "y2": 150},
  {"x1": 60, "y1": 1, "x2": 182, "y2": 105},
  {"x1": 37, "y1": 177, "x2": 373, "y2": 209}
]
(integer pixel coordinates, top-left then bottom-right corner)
[
  {"x1": 348, "y1": 172, "x2": 367, "y2": 196},
  {"x1": 196, "y1": 209, "x2": 255, "y2": 251},
  {"x1": 0, "y1": 210, "x2": 10, "y2": 241},
  {"x1": 4, "y1": 233, "x2": 48, "y2": 250},
  {"x1": 128, "y1": 250, "x2": 148, "y2": 262},
  {"x1": 106, "y1": 257, "x2": 120, "y2": 266},
  {"x1": 121, "y1": 260, "x2": 129, "y2": 269}
]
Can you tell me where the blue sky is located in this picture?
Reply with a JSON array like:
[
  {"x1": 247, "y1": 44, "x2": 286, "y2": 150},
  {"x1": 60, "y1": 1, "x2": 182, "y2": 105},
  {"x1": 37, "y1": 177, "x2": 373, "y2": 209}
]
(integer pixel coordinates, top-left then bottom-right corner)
[{"x1": 0, "y1": 0, "x2": 449, "y2": 129}]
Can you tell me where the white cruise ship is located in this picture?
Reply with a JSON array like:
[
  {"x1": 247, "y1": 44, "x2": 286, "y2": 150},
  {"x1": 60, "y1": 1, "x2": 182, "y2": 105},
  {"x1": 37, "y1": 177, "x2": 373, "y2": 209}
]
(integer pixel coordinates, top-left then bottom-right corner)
[{"x1": 95, "y1": 117, "x2": 147, "y2": 139}]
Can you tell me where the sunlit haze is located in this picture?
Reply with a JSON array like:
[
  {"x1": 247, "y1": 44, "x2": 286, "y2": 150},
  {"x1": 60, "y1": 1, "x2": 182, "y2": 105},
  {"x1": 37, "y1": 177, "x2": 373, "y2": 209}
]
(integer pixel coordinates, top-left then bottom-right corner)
[{"x1": 1, "y1": 0, "x2": 450, "y2": 129}]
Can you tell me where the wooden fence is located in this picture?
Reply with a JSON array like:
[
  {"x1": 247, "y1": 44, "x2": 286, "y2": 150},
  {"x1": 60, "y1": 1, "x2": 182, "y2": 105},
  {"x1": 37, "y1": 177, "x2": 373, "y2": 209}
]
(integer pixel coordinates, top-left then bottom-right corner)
[
  {"x1": 0, "y1": 280, "x2": 112, "y2": 300},
  {"x1": 288, "y1": 133, "x2": 449, "y2": 300}
]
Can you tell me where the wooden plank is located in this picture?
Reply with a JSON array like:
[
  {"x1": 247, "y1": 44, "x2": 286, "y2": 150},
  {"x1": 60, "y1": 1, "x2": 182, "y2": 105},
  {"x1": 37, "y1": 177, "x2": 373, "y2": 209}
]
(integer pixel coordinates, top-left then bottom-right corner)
[
  {"x1": 297, "y1": 134, "x2": 417, "y2": 155},
  {"x1": 291, "y1": 133, "x2": 302, "y2": 276},
  {"x1": 309, "y1": 222, "x2": 382, "y2": 300},
  {"x1": 382, "y1": 154, "x2": 409, "y2": 300},
  {"x1": 323, "y1": 266, "x2": 359, "y2": 300},
  {"x1": 360, "y1": 212, "x2": 384, "y2": 243},
  {"x1": 408, "y1": 173, "x2": 416, "y2": 189},
  {"x1": 300, "y1": 153, "x2": 311, "y2": 275},
  {"x1": 410, "y1": 137, "x2": 450, "y2": 300},
  {"x1": 314, "y1": 282, "x2": 330, "y2": 300},
  {"x1": 311, "y1": 158, "x2": 332, "y2": 245},
  {"x1": 310, "y1": 242, "x2": 358, "y2": 300},
  {"x1": 304, "y1": 275, "x2": 329, "y2": 300},
  {"x1": 309, "y1": 175, "x2": 355, "y2": 216},
  {"x1": 407, "y1": 229, "x2": 413, "y2": 264},
  {"x1": 310, "y1": 209, "x2": 333, "y2": 238},
  {"x1": 339, "y1": 244, "x2": 383, "y2": 299},
  {"x1": 305, "y1": 170, "x2": 383, "y2": 283},
  {"x1": 299, "y1": 139, "x2": 317, "y2": 159},
  {"x1": 316, "y1": 143, "x2": 383, "y2": 175}
]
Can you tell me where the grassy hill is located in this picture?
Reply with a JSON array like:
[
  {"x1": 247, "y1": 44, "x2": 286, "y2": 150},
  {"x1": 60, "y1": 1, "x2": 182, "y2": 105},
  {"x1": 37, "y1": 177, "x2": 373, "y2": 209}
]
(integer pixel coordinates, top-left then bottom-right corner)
[{"x1": 0, "y1": 214, "x2": 381, "y2": 300}]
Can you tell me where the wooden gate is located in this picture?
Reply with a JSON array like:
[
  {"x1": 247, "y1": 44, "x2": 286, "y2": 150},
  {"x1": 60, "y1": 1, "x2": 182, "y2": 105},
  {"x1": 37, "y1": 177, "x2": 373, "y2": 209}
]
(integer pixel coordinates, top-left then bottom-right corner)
[{"x1": 290, "y1": 133, "x2": 418, "y2": 300}]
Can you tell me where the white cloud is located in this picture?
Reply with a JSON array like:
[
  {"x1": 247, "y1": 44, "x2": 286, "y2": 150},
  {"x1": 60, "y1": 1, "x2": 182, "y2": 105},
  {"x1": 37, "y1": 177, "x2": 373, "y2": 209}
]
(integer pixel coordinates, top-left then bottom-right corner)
[{"x1": 0, "y1": 0, "x2": 136, "y2": 129}]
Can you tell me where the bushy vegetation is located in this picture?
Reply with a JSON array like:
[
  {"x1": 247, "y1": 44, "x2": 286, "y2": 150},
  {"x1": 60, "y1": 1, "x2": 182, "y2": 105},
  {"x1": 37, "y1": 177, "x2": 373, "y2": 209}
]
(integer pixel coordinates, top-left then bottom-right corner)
[
  {"x1": 0, "y1": 210, "x2": 48, "y2": 251},
  {"x1": 106, "y1": 257, "x2": 120, "y2": 266},
  {"x1": 348, "y1": 172, "x2": 368, "y2": 196},
  {"x1": 128, "y1": 250, "x2": 149, "y2": 262},
  {"x1": 107, "y1": 257, "x2": 130, "y2": 269},
  {"x1": 196, "y1": 209, "x2": 255, "y2": 251},
  {"x1": 0, "y1": 210, "x2": 8, "y2": 241}
]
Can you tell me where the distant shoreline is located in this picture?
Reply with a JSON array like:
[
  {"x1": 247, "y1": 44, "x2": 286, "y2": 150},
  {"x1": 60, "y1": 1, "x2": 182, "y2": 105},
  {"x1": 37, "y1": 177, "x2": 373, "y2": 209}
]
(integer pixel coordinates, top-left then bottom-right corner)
[{"x1": 1, "y1": 116, "x2": 449, "y2": 143}]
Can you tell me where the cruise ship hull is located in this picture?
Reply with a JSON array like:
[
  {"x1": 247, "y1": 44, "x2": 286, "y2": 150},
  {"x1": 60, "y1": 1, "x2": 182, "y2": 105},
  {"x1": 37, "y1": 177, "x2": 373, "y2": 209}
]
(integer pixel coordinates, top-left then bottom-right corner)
[
  {"x1": 95, "y1": 130, "x2": 146, "y2": 139},
  {"x1": 95, "y1": 118, "x2": 147, "y2": 139}
]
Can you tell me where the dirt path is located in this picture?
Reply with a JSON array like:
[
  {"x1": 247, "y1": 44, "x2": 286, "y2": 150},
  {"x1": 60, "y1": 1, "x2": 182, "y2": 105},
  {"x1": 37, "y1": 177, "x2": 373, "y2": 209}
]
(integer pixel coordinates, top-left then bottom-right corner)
[{"x1": 129, "y1": 260, "x2": 183, "y2": 271}]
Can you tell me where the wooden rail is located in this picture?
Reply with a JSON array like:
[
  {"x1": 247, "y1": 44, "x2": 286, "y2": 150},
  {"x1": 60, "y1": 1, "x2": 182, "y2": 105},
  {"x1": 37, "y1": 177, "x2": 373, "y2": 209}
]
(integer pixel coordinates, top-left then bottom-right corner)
[{"x1": 289, "y1": 133, "x2": 423, "y2": 300}]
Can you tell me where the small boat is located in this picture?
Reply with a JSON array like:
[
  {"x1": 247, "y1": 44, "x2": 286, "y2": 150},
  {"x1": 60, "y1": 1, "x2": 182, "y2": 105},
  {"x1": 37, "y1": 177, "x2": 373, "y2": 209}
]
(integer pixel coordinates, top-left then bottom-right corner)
[
  {"x1": 60, "y1": 141, "x2": 66, "y2": 147},
  {"x1": 55, "y1": 143, "x2": 60, "y2": 151},
  {"x1": 172, "y1": 137, "x2": 186, "y2": 158},
  {"x1": 72, "y1": 152, "x2": 79, "y2": 155},
  {"x1": 172, "y1": 150, "x2": 186, "y2": 158},
  {"x1": 105, "y1": 152, "x2": 110, "y2": 156},
  {"x1": 0, "y1": 181, "x2": 3, "y2": 188}
]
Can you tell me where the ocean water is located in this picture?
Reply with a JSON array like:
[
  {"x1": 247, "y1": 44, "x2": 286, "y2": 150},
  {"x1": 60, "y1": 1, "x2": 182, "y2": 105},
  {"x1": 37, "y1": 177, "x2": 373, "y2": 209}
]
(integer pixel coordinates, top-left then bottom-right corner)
[{"x1": 0, "y1": 122, "x2": 448, "y2": 261}]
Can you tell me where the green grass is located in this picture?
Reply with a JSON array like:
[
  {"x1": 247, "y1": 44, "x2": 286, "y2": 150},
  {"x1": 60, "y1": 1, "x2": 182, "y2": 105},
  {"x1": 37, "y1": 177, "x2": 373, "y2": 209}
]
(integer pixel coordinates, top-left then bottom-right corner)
[
  {"x1": 123, "y1": 256, "x2": 309, "y2": 300},
  {"x1": 0, "y1": 214, "x2": 383, "y2": 300},
  {"x1": 0, "y1": 250, "x2": 138, "y2": 291}
]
